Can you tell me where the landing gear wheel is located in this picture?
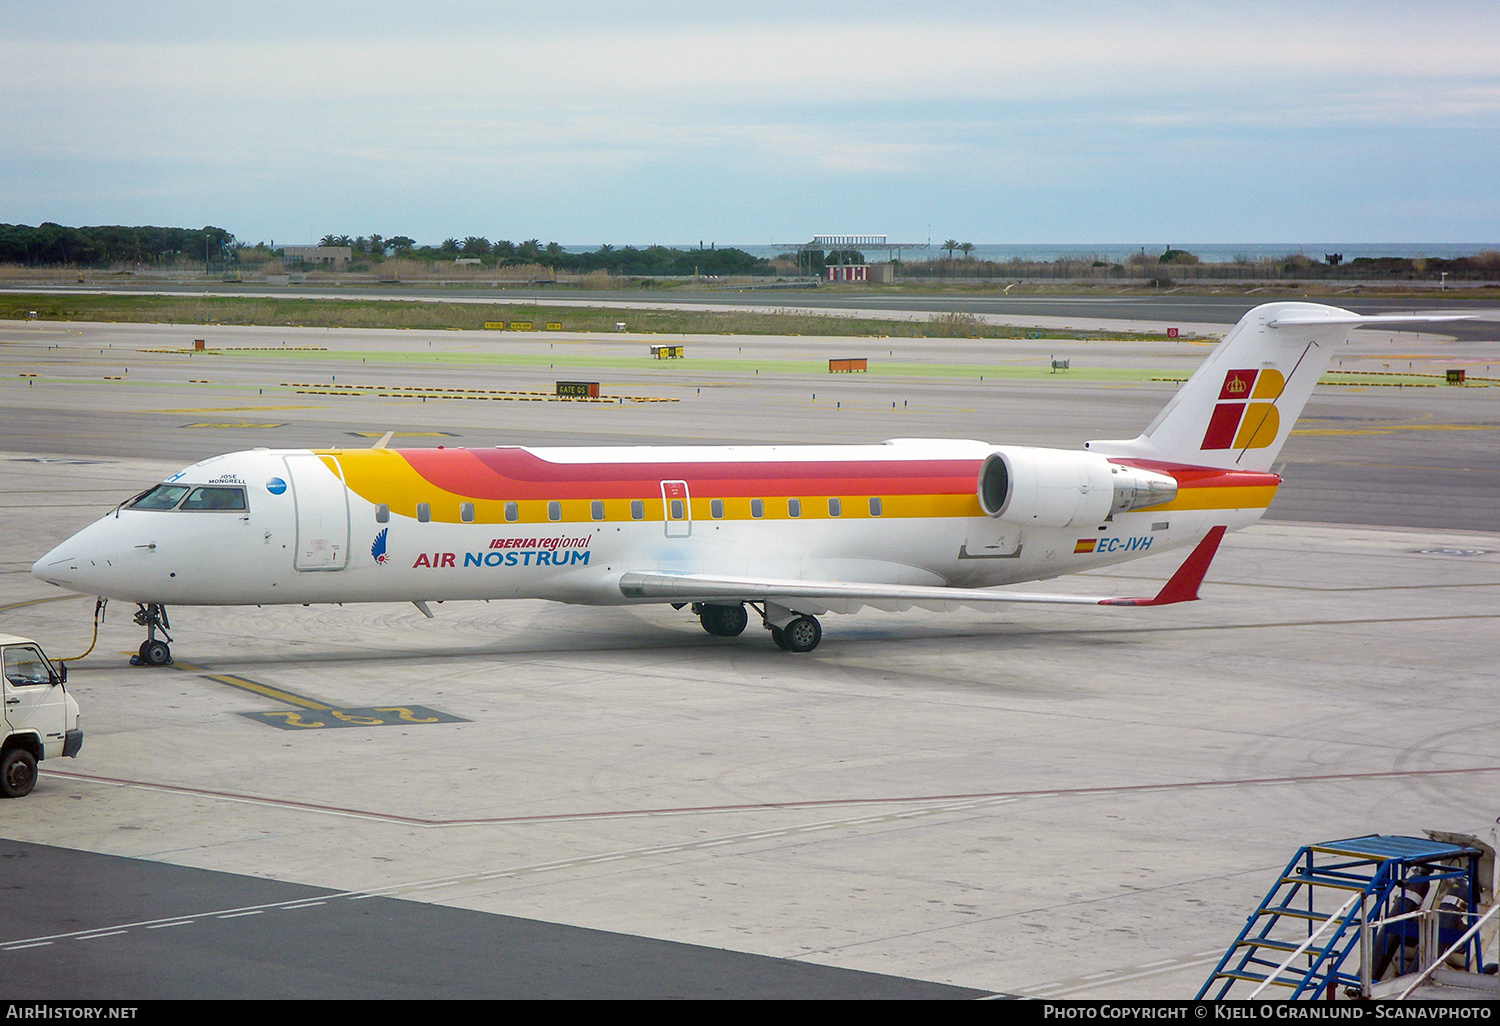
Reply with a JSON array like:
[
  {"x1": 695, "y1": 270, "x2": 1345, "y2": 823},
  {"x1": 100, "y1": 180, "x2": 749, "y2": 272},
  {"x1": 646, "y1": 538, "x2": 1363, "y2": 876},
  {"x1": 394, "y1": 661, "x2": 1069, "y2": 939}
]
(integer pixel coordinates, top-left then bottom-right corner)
[
  {"x1": 131, "y1": 603, "x2": 173, "y2": 667},
  {"x1": 138, "y1": 639, "x2": 171, "y2": 666},
  {"x1": 778, "y1": 615, "x2": 822, "y2": 653},
  {"x1": 698, "y1": 603, "x2": 749, "y2": 637},
  {"x1": 0, "y1": 749, "x2": 37, "y2": 798}
]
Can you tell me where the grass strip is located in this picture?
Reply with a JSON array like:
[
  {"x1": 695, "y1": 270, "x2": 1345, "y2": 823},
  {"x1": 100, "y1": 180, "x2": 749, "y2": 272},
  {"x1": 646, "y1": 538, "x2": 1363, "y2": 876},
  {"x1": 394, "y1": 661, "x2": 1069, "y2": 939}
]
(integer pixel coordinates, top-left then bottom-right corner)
[{"x1": 0, "y1": 293, "x2": 1184, "y2": 341}]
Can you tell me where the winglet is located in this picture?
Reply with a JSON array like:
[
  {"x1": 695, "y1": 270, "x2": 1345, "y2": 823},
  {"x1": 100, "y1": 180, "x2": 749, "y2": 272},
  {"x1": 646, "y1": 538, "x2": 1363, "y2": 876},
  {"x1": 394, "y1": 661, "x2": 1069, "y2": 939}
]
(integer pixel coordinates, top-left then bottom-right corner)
[{"x1": 1099, "y1": 525, "x2": 1227, "y2": 607}]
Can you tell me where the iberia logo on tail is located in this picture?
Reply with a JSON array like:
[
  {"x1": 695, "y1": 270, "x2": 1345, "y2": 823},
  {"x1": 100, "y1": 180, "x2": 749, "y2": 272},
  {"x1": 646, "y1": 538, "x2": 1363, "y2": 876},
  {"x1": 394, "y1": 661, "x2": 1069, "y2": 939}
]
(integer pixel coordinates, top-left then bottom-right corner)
[{"x1": 1201, "y1": 368, "x2": 1284, "y2": 451}]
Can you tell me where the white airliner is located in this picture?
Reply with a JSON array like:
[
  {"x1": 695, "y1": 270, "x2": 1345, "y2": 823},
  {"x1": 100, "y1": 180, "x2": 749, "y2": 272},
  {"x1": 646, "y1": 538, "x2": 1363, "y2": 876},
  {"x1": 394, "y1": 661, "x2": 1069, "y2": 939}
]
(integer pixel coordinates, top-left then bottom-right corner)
[{"x1": 30, "y1": 302, "x2": 1467, "y2": 662}]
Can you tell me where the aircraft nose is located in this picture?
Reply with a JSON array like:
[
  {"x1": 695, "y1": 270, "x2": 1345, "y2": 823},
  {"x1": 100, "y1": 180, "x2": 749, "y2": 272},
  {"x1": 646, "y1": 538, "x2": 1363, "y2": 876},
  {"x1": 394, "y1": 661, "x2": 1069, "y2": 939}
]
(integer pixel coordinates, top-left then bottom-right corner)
[
  {"x1": 31, "y1": 542, "x2": 81, "y2": 588},
  {"x1": 32, "y1": 514, "x2": 122, "y2": 594}
]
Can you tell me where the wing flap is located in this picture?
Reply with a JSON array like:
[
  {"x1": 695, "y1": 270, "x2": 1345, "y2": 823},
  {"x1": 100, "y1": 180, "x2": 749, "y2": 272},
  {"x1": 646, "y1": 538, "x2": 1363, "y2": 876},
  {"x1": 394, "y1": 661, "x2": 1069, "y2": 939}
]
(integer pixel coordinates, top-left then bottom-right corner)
[{"x1": 620, "y1": 572, "x2": 1137, "y2": 611}]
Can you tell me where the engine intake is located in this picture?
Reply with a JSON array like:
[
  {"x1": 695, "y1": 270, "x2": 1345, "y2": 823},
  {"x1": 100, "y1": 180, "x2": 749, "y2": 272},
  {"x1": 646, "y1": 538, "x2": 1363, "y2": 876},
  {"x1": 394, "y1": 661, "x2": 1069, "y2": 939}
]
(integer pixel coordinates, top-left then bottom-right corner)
[{"x1": 976, "y1": 448, "x2": 1177, "y2": 528}]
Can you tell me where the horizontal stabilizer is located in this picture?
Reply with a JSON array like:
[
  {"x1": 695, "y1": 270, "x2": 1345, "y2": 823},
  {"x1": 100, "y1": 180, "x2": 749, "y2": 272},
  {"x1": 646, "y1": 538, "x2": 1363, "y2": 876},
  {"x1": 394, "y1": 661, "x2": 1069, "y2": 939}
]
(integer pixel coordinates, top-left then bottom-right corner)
[{"x1": 1265, "y1": 312, "x2": 1474, "y2": 328}]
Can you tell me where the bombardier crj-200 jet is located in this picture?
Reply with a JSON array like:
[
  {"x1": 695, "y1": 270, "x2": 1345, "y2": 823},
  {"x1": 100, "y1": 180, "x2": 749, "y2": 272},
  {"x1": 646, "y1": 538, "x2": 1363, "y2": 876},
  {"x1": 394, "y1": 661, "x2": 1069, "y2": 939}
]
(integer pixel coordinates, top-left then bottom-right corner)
[{"x1": 32, "y1": 302, "x2": 1467, "y2": 663}]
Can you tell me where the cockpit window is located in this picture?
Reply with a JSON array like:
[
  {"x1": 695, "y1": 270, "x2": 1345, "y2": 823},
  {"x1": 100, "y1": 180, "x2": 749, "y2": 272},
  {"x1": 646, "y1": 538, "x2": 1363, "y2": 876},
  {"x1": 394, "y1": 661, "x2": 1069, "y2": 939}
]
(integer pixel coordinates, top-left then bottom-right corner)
[
  {"x1": 126, "y1": 484, "x2": 247, "y2": 511},
  {"x1": 180, "y1": 486, "x2": 247, "y2": 511},
  {"x1": 128, "y1": 484, "x2": 191, "y2": 510}
]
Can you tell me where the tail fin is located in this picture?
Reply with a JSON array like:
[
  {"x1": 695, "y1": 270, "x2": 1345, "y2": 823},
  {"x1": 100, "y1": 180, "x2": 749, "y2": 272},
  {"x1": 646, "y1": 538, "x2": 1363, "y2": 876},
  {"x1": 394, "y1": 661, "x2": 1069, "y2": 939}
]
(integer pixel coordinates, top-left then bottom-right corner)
[{"x1": 1085, "y1": 302, "x2": 1471, "y2": 472}]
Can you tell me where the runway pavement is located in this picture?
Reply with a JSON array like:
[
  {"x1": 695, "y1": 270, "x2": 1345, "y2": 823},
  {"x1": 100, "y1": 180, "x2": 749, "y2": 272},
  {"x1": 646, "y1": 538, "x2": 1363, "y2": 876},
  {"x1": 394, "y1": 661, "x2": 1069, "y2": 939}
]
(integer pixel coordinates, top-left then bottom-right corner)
[{"x1": 1, "y1": 306, "x2": 1496, "y2": 999}]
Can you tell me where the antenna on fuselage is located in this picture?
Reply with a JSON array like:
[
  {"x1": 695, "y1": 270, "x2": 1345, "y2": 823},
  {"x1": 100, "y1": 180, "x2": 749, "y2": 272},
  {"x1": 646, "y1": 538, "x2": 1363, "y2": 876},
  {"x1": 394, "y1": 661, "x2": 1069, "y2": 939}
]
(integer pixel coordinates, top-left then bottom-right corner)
[{"x1": 372, "y1": 431, "x2": 394, "y2": 449}]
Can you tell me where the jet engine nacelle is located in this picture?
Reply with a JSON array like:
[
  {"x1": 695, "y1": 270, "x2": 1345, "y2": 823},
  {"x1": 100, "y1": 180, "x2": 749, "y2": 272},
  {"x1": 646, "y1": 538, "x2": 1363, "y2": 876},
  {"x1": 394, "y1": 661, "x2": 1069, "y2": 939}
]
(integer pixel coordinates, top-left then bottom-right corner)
[{"x1": 976, "y1": 447, "x2": 1178, "y2": 528}]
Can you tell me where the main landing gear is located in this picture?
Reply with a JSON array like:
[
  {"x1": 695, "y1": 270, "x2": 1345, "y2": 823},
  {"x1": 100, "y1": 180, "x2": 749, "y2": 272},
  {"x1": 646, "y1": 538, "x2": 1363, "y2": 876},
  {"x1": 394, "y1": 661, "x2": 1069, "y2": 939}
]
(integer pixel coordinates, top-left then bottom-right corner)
[
  {"x1": 695, "y1": 602, "x2": 748, "y2": 638},
  {"x1": 691, "y1": 601, "x2": 823, "y2": 653},
  {"x1": 130, "y1": 603, "x2": 173, "y2": 666}
]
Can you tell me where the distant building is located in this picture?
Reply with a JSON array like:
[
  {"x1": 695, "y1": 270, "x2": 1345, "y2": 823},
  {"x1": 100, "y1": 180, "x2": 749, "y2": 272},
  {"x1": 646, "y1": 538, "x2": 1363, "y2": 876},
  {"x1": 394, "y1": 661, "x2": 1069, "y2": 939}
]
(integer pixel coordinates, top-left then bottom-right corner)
[
  {"x1": 282, "y1": 246, "x2": 352, "y2": 266},
  {"x1": 780, "y1": 233, "x2": 924, "y2": 278},
  {"x1": 813, "y1": 235, "x2": 887, "y2": 247},
  {"x1": 825, "y1": 263, "x2": 893, "y2": 283}
]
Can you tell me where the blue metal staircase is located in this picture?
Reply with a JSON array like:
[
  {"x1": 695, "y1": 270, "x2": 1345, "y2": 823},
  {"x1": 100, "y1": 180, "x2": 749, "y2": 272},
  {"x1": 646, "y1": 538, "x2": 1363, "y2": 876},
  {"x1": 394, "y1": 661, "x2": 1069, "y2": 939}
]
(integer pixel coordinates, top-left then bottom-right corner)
[{"x1": 1198, "y1": 834, "x2": 1483, "y2": 1000}]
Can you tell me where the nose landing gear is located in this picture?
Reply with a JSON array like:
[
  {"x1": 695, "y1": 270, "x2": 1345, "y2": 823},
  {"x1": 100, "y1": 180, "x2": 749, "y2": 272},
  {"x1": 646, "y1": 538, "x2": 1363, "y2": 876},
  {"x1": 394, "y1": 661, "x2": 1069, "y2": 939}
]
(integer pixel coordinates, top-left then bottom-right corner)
[{"x1": 130, "y1": 603, "x2": 173, "y2": 666}]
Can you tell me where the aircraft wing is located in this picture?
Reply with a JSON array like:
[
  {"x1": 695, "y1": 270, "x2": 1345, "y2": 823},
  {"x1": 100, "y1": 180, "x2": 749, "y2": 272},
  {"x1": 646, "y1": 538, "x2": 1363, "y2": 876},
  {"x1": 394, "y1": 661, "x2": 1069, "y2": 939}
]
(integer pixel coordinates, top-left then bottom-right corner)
[{"x1": 619, "y1": 528, "x2": 1228, "y2": 614}]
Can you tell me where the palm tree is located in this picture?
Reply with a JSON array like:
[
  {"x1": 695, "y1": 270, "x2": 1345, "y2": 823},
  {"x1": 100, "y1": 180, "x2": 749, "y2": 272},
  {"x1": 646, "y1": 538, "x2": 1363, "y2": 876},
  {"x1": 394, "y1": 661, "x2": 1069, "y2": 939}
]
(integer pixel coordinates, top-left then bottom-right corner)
[
  {"x1": 959, "y1": 242, "x2": 975, "y2": 259},
  {"x1": 942, "y1": 239, "x2": 959, "y2": 260}
]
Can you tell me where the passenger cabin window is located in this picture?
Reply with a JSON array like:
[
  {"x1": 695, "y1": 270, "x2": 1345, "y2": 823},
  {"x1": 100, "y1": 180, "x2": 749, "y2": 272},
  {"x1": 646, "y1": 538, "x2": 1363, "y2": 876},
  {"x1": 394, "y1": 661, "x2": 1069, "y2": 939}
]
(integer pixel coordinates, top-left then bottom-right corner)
[
  {"x1": 669, "y1": 499, "x2": 685, "y2": 520},
  {"x1": 750, "y1": 498, "x2": 763, "y2": 519},
  {"x1": 710, "y1": 499, "x2": 724, "y2": 519},
  {"x1": 787, "y1": 498, "x2": 801, "y2": 518},
  {"x1": 127, "y1": 484, "x2": 191, "y2": 510},
  {"x1": 504, "y1": 502, "x2": 519, "y2": 522},
  {"x1": 460, "y1": 502, "x2": 475, "y2": 523},
  {"x1": 630, "y1": 499, "x2": 645, "y2": 521},
  {"x1": 179, "y1": 486, "x2": 247, "y2": 511},
  {"x1": 416, "y1": 502, "x2": 431, "y2": 523},
  {"x1": 868, "y1": 497, "x2": 882, "y2": 517},
  {"x1": 376, "y1": 504, "x2": 390, "y2": 524},
  {"x1": 827, "y1": 497, "x2": 841, "y2": 517},
  {"x1": 590, "y1": 500, "x2": 605, "y2": 521},
  {"x1": 547, "y1": 501, "x2": 561, "y2": 522}
]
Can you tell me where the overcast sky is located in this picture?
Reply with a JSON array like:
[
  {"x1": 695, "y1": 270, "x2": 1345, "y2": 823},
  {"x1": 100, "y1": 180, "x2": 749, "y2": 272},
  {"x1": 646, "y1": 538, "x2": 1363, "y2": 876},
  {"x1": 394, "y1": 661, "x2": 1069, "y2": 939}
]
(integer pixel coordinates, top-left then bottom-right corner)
[{"x1": 5, "y1": 1, "x2": 1498, "y2": 247}]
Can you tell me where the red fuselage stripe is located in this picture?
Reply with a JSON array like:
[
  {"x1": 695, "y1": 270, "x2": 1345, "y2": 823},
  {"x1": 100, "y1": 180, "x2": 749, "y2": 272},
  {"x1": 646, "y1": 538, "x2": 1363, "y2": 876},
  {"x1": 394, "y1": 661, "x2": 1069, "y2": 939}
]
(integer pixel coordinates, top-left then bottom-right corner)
[{"x1": 400, "y1": 448, "x2": 985, "y2": 500}]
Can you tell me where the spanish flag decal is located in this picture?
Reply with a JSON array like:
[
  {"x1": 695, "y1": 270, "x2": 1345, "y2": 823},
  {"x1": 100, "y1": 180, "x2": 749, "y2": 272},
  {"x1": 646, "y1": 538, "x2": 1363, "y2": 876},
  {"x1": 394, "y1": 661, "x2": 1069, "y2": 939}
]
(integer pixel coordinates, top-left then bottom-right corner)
[{"x1": 1074, "y1": 539, "x2": 1097, "y2": 554}]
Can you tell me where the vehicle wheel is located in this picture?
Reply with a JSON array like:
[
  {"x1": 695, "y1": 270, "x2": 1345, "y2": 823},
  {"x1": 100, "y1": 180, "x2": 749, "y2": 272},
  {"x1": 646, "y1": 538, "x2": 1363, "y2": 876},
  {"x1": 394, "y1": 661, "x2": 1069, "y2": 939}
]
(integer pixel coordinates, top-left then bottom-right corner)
[
  {"x1": 779, "y1": 615, "x2": 822, "y2": 653},
  {"x1": 1, "y1": 749, "x2": 37, "y2": 798},
  {"x1": 139, "y1": 639, "x2": 171, "y2": 666},
  {"x1": 769, "y1": 625, "x2": 789, "y2": 650},
  {"x1": 700, "y1": 603, "x2": 748, "y2": 637}
]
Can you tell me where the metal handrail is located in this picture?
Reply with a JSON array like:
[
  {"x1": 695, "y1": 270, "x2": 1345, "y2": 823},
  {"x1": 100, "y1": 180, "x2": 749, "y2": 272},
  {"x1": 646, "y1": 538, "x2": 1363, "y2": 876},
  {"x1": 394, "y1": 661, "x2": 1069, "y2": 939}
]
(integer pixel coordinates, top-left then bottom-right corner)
[
  {"x1": 1396, "y1": 904, "x2": 1499, "y2": 1000},
  {"x1": 1248, "y1": 893, "x2": 1362, "y2": 999}
]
